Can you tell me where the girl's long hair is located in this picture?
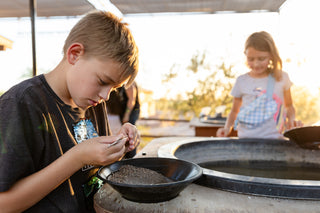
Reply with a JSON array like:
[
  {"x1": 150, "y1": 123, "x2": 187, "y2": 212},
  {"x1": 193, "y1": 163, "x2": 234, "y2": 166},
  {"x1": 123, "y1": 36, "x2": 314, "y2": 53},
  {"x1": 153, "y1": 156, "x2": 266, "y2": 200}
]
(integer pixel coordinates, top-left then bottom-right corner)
[{"x1": 245, "y1": 31, "x2": 282, "y2": 81}]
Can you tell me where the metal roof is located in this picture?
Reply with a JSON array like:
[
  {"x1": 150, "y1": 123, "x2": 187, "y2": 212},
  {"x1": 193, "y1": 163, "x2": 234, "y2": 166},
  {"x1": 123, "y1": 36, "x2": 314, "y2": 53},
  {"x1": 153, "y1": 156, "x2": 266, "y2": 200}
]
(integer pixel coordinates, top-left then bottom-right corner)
[
  {"x1": 0, "y1": 0, "x2": 94, "y2": 17},
  {"x1": 110, "y1": 0, "x2": 287, "y2": 15},
  {"x1": 0, "y1": 0, "x2": 287, "y2": 18},
  {"x1": 0, "y1": 0, "x2": 287, "y2": 75}
]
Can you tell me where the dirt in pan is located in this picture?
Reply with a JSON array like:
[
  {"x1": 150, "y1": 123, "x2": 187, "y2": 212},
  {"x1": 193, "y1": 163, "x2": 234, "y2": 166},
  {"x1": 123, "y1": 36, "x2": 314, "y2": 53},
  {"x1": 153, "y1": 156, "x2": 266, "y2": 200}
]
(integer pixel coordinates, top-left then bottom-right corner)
[{"x1": 108, "y1": 165, "x2": 174, "y2": 185}]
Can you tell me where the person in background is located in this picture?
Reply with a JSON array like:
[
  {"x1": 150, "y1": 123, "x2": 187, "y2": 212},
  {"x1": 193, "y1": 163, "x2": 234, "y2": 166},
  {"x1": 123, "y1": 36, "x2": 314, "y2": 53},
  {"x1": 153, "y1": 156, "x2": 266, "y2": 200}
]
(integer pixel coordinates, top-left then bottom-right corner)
[
  {"x1": 216, "y1": 31, "x2": 302, "y2": 139},
  {"x1": 107, "y1": 81, "x2": 140, "y2": 158},
  {"x1": 120, "y1": 81, "x2": 140, "y2": 126},
  {"x1": 106, "y1": 89, "x2": 125, "y2": 135},
  {"x1": 0, "y1": 10, "x2": 139, "y2": 212}
]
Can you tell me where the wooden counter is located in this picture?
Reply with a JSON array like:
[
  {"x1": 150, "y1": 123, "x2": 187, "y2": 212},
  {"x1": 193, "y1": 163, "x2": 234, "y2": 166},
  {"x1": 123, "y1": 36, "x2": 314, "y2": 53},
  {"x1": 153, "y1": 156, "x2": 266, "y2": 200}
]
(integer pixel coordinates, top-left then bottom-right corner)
[{"x1": 189, "y1": 118, "x2": 237, "y2": 137}]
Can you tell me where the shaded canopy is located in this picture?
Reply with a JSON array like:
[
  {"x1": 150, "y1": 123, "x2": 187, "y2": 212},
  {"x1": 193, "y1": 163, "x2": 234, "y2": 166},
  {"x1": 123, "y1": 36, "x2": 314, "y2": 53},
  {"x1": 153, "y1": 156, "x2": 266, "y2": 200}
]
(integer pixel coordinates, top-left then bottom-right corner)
[
  {"x1": 110, "y1": 0, "x2": 287, "y2": 14},
  {"x1": 0, "y1": 0, "x2": 94, "y2": 17},
  {"x1": 0, "y1": 0, "x2": 287, "y2": 75},
  {"x1": 0, "y1": 0, "x2": 287, "y2": 18}
]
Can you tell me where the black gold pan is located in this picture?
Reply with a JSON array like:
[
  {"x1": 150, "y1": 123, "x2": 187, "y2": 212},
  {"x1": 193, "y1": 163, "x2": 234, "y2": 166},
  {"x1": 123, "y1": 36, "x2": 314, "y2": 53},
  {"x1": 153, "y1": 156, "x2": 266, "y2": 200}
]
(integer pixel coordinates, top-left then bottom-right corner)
[
  {"x1": 284, "y1": 126, "x2": 320, "y2": 150},
  {"x1": 97, "y1": 157, "x2": 202, "y2": 203}
]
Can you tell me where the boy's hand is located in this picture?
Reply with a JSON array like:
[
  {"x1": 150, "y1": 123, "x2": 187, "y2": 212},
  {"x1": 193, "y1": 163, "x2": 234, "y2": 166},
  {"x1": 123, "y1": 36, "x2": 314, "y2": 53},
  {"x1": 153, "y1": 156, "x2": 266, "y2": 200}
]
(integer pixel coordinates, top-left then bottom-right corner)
[
  {"x1": 118, "y1": 122, "x2": 140, "y2": 152},
  {"x1": 71, "y1": 135, "x2": 127, "y2": 168}
]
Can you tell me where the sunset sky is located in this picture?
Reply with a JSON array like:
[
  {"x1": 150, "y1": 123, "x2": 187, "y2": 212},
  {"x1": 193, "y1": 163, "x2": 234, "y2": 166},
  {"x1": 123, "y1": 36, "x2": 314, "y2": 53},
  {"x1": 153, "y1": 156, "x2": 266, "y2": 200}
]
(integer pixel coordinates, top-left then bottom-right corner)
[{"x1": 0, "y1": 0, "x2": 319, "y2": 99}]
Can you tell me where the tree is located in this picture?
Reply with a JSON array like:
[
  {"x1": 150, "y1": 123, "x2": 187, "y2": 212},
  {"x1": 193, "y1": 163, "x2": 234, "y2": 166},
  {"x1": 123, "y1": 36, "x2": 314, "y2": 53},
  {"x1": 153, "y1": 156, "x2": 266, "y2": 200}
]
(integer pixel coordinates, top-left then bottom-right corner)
[
  {"x1": 158, "y1": 51, "x2": 236, "y2": 118},
  {"x1": 157, "y1": 51, "x2": 320, "y2": 125},
  {"x1": 291, "y1": 86, "x2": 320, "y2": 125}
]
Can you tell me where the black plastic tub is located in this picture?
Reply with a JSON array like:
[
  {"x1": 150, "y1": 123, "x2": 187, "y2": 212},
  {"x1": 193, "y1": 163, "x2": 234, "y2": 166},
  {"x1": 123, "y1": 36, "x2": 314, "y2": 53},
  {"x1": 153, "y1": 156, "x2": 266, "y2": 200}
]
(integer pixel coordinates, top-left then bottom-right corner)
[{"x1": 158, "y1": 138, "x2": 320, "y2": 200}]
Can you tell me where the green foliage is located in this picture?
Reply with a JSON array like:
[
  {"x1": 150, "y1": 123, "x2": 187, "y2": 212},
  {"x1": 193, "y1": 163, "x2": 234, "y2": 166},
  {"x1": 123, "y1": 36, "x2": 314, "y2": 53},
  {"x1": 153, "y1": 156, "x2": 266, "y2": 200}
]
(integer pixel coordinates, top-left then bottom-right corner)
[
  {"x1": 162, "y1": 65, "x2": 178, "y2": 84},
  {"x1": 157, "y1": 51, "x2": 236, "y2": 118},
  {"x1": 187, "y1": 51, "x2": 208, "y2": 73},
  {"x1": 155, "y1": 96, "x2": 192, "y2": 120},
  {"x1": 186, "y1": 62, "x2": 235, "y2": 116},
  {"x1": 156, "y1": 51, "x2": 320, "y2": 126},
  {"x1": 21, "y1": 67, "x2": 33, "y2": 79},
  {"x1": 291, "y1": 86, "x2": 320, "y2": 125}
]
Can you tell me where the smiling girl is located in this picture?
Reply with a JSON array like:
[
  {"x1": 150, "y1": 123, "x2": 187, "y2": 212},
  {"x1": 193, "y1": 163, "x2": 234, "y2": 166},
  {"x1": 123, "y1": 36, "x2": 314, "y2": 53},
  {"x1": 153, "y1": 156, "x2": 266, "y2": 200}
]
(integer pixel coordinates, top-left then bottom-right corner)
[{"x1": 217, "y1": 31, "x2": 302, "y2": 139}]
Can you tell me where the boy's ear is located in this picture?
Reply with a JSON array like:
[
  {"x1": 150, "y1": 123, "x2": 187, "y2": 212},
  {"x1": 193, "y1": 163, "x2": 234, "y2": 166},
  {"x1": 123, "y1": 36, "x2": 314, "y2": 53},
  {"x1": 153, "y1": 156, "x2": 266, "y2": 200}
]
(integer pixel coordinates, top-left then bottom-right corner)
[{"x1": 67, "y1": 43, "x2": 84, "y2": 65}]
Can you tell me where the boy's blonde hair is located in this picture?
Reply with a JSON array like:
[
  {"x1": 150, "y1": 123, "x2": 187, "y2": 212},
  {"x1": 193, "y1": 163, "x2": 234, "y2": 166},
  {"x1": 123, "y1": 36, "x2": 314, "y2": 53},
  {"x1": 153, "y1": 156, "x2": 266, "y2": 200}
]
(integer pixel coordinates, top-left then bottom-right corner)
[
  {"x1": 245, "y1": 31, "x2": 282, "y2": 81},
  {"x1": 63, "y1": 10, "x2": 139, "y2": 86}
]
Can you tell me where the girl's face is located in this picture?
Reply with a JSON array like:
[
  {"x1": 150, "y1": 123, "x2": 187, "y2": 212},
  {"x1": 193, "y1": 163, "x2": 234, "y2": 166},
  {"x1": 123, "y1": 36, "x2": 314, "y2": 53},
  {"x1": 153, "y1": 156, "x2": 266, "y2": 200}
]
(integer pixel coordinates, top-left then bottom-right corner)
[
  {"x1": 66, "y1": 57, "x2": 125, "y2": 109},
  {"x1": 245, "y1": 47, "x2": 271, "y2": 78}
]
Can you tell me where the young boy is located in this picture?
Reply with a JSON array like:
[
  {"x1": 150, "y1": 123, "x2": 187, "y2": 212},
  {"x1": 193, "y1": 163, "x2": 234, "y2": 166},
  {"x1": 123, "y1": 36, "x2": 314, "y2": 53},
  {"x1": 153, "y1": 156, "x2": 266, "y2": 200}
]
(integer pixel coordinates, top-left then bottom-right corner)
[{"x1": 0, "y1": 11, "x2": 139, "y2": 212}]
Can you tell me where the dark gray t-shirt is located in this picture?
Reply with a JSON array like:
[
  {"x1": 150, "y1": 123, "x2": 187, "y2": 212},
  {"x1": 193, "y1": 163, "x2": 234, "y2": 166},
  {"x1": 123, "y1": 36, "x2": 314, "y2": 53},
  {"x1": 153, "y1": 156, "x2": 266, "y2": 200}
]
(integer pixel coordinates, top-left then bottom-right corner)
[{"x1": 0, "y1": 75, "x2": 110, "y2": 212}]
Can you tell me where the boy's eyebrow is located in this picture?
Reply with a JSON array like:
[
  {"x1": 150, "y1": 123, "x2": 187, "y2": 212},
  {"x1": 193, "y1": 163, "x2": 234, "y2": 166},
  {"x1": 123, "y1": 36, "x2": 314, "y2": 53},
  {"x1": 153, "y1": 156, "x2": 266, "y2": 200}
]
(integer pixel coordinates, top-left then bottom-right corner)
[
  {"x1": 102, "y1": 74, "x2": 116, "y2": 84},
  {"x1": 102, "y1": 74, "x2": 123, "y2": 88}
]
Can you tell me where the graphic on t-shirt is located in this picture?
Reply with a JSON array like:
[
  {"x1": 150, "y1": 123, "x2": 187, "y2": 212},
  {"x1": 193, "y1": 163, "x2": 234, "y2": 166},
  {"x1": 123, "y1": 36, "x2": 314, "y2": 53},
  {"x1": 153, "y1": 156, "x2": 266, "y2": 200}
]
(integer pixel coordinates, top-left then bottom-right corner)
[
  {"x1": 74, "y1": 119, "x2": 98, "y2": 171},
  {"x1": 74, "y1": 119, "x2": 98, "y2": 143}
]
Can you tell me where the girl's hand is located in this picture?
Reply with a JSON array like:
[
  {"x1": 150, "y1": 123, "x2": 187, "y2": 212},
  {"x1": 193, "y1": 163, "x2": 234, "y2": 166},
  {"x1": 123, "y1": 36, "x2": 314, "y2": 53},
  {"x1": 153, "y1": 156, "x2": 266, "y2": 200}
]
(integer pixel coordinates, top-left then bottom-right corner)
[
  {"x1": 216, "y1": 127, "x2": 230, "y2": 137},
  {"x1": 286, "y1": 119, "x2": 303, "y2": 130},
  {"x1": 70, "y1": 135, "x2": 127, "y2": 168},
  {"x1": 118, "y1": 122, "x2": 140, "y2": 152}
]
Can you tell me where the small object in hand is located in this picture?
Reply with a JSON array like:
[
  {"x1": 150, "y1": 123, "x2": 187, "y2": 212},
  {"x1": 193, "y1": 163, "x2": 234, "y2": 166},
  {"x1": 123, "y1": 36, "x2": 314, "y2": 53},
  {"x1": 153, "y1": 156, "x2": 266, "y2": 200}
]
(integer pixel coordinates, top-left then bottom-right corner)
[{"x1": 108, "y1": 137, "x2": 128, "y2": 147}]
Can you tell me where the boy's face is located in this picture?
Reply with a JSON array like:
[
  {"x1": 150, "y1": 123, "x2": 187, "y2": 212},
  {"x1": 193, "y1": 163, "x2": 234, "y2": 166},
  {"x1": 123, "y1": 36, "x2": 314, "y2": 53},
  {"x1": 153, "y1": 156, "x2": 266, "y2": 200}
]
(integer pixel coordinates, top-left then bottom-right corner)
[{"x1": 66, "y1": 56, "x2": 125, "y2": 110}]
